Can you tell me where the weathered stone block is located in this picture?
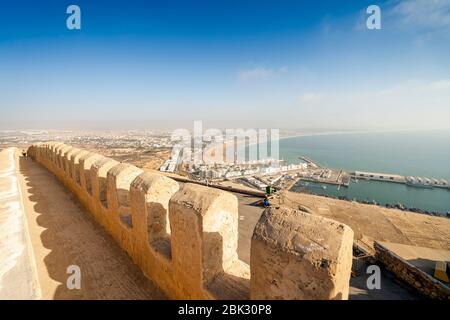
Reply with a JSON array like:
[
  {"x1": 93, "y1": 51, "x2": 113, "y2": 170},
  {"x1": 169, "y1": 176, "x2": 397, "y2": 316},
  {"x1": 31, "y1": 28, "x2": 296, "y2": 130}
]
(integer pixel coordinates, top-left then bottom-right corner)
[
  {"x1": 71, "y1": 150, "x2": 90, "y2": 185},
  {"x1": 63, "y1": 148, "x2": 80, "y2": 179},
  {"x1": 169, "y1": 183, "x2": 239, "y2": 298},
  {"x1": 78, "y1": 153, "x2": 104, "y2": 195},
  {"x1": 90, "y1": 158, "x2": 119, "y2": 208},
  {"x1": 130, "y1": 172, "x2": 179, "y2": 256},
  {"x1": 106, "y1": 164, "x2": 142, "y2": 234},
  {"x1": 107, "y1": 163, "x2": 143, "y2": 210},
  {"x1": 250, "y1": 206, "x2": 354, "y2": 300}
]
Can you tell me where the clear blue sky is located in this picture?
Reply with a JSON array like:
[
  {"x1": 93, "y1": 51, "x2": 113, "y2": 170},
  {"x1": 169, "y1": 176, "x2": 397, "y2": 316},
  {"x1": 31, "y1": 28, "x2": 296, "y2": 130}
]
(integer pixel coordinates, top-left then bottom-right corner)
[{"x1": 1, "y1": 0, "x2": 449, "y2": 131}]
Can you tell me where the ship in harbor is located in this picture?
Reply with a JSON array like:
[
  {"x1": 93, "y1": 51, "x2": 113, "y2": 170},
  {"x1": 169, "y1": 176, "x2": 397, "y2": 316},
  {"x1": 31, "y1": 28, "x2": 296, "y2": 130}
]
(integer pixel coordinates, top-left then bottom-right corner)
[{"x1": 406, "y1": 176, "x2": 434, "y2": 189}]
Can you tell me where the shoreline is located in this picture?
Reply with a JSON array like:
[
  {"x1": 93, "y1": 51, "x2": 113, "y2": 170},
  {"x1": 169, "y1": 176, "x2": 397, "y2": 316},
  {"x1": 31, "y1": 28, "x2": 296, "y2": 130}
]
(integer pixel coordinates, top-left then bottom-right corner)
[
  {"x1": 279, "y1": 127, "x2": 450, "y2": 141},
  {"x1": 203, "y1": 128, "x2": 437, "y2": 165}
]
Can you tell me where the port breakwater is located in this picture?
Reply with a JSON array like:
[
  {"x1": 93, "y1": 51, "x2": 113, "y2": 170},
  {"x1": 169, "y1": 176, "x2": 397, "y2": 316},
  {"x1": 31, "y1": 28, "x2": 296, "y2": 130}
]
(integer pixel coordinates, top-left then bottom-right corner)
[{"x1": 352, "y1": 171, "x2": 450, "y2": 190}]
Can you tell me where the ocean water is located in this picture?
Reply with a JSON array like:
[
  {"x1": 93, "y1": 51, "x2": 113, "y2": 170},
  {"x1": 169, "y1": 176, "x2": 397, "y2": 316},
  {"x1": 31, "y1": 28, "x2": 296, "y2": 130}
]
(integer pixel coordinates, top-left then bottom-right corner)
[{"x1": 279, "y1": 130, "x2": 450, "y2": 215}]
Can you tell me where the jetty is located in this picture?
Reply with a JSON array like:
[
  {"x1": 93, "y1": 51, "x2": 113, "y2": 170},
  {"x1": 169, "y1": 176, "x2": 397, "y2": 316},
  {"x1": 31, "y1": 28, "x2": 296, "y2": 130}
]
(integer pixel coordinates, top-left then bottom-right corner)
[
  {"x1": 299, "y1": 156, "x2": 322, "y2": 168},
  {"x1": 352, "y1": 171, "x2": 450, "y2": 190},
  {"x1": 297, "y1": 169, "x2": 350, "y2": 187}
]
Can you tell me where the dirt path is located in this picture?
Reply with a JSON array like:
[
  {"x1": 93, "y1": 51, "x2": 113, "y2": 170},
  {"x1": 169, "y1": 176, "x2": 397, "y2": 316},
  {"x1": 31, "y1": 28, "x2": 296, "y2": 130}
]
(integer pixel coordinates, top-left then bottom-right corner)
[{"x1": 17, "y1": 154, "x2": 166, "y2": 300}]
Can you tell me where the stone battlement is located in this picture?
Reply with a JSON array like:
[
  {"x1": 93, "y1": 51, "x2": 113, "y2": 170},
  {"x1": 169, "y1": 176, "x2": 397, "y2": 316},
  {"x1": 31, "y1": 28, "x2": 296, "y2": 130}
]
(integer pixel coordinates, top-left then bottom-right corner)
[{"x1": 27, "y1": 142, "x2": 354, "y2": 300}]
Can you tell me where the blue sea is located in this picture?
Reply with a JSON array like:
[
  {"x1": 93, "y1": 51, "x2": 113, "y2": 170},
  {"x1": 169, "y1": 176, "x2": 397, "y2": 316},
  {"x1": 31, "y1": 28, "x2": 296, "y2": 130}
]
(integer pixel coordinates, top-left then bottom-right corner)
[{"x1": 279, "y1": 130, "x2": 450, "y2": 215}]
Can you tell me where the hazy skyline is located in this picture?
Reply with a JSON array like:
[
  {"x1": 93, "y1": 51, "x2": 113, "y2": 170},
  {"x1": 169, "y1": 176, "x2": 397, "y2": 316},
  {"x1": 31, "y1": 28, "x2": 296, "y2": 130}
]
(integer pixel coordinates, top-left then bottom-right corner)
[{"x1": 1, "y1": 0, "x2": 450, "y2": 131}]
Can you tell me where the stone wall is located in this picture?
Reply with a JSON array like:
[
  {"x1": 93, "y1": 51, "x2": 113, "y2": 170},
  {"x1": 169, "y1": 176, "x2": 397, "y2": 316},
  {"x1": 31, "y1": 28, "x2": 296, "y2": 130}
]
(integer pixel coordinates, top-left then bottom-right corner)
[
  {"x1": 251, "y1": 206, "x2": 354, "y2": 299},
  {"x1": 375, "y1": 242, "x2": 450, "y2": 300},
  {"x1": 27, "y1": 142, "x2": 354, "y2": 300}
]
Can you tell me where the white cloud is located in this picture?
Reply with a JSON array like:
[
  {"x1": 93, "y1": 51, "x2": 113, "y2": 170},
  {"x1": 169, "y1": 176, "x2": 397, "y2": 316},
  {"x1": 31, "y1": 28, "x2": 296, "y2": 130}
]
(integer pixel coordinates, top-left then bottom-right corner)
[
  {"x1": 388, "y1": 0, "x2": 450, "y2": 32},
  {"x1": 298, "y1": 92, "x2": 323, "y2": 105},
  {"x1": 238, "y1": 66, "x2": 290, "y2": 83},
  {"x1": 429, "y1": 79, "x2": 450, "y2": 89},
  {"x1": 295, "y1": 79, "x2": 450, "y2": 130},
  {"x1": 238, "y1": 67, "x2": 272, "y2": 82}
]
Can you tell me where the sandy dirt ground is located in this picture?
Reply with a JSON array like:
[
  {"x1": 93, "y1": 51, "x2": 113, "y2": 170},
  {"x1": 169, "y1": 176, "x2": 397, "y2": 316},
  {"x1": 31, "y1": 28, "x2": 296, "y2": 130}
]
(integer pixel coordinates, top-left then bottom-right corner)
[
  {"x1": 78, "y1": 145, "x2": 171, "y2": 171},
  {"x1": 17, "y1": 154, "x2": 166, "y2": 300},
  {"x1": 273, "y1": 191, "x2": 450, "y2": 253}
]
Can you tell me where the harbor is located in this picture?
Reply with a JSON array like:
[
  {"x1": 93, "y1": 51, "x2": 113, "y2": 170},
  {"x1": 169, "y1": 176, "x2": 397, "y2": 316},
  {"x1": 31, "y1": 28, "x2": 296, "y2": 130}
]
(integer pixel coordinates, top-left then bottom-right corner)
[
  {"x1": 286, "y1": 158, "x2": 450, "y2": 217},
  {"x1": 291, "y1": 157, "x2": 450, "y2": 191}
]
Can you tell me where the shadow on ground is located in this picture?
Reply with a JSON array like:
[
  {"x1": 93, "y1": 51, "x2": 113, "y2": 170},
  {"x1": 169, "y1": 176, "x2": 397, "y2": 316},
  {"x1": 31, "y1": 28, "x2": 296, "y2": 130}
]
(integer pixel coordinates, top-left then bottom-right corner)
[{"x1": 18, "y1": 156, "x2": 166, "y2": 300}]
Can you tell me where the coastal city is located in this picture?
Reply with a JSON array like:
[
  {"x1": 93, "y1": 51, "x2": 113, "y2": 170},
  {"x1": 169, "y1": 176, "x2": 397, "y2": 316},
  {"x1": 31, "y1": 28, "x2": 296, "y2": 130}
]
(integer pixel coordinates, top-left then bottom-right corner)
[{"x1": 2, "y1": 129, "x2": 449, "y2": 217}]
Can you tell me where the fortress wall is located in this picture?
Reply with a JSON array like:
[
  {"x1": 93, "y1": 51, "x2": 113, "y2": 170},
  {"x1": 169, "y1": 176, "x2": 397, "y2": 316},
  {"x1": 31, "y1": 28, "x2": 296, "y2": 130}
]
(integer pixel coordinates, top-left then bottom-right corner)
[{"x1": 27, "y1": 142, "x2": 354, "y2": 300}]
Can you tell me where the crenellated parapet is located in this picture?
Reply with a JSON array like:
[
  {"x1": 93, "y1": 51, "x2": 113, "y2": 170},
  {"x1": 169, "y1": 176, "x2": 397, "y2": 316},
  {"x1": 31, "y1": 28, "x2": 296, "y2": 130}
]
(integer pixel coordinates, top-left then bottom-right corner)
[{"x1": 27, "y1": 142, "x2": 354, "y2": 300}]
